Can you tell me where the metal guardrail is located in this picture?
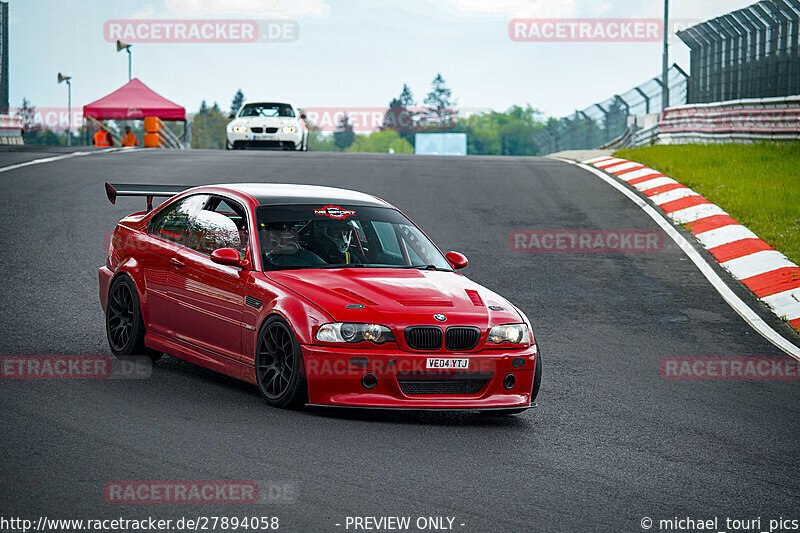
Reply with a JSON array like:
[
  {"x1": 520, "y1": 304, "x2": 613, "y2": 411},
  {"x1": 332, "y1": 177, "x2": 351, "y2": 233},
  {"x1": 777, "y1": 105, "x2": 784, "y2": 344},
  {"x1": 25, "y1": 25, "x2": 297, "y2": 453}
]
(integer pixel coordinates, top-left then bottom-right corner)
[
  {"x1": 155, "y1": 119, "x2": 183, "y2": 149},
  {"x1": 628, "y1": 95, "x2": 800, "y2": 146},
  {"x1": 532, "y1": 64, "x2": 688, "y2": 155},
  {"x1": 547, "y1": 2, "x2": 800, "y2": 153},
  {"x1": 597, "y1": 125, "x2": 636, "y2": 150},
  {"x1": 678, "y1": 0, "x2": 800, "y2": 103}
]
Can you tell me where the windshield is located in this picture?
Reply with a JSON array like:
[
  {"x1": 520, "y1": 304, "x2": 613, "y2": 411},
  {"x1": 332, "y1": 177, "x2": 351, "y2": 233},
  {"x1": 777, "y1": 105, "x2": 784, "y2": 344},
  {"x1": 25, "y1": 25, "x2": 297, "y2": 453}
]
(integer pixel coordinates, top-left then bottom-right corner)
[
  {"x1": 256, "y1": 204, "x2": 452, "y2": 271},
  {"x1": 238, "y1": 103, "x2": 295, "y2": 118}
]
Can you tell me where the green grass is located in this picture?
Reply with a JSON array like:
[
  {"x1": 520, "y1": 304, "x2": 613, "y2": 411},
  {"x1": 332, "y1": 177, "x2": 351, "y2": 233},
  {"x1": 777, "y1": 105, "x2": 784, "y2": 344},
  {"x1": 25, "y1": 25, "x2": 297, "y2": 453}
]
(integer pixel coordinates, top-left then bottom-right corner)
[{"x1": 615, "y1": 143, "x2": 800, "y2": 265}]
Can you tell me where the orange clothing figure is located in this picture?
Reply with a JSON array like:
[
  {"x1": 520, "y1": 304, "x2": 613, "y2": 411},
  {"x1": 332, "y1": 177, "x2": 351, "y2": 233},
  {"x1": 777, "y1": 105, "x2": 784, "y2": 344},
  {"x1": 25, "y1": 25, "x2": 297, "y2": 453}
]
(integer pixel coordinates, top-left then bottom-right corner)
[
  {"x1": 93, "y1": 130, "x2": 113, "y2": 147},
  {"x1": 121, "y1": 132, "x2": 139, "y2": 147}
]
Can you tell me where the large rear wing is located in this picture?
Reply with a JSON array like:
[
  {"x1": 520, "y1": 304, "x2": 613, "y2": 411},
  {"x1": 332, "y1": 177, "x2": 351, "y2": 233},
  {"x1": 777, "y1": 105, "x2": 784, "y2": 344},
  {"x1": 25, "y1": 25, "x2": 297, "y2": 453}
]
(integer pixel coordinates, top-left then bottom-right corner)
[{"x1": 104, "y1": 182, "x2": 193, "y2": 211}]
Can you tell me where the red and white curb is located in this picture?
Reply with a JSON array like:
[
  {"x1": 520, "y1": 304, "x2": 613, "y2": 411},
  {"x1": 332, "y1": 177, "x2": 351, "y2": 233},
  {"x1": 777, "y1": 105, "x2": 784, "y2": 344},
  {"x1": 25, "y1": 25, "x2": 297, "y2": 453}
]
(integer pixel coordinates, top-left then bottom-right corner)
[{"x1": 586, "y1": 156, "x2": 800, "y2": 335}]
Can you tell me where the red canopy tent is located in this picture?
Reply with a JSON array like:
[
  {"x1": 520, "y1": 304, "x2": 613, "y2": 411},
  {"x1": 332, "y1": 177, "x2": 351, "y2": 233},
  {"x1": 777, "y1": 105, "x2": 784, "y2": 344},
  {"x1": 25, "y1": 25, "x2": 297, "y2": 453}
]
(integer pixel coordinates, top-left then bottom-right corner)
[{"x1": 83, "y1": 78, "x2": 185, "y2": 121}]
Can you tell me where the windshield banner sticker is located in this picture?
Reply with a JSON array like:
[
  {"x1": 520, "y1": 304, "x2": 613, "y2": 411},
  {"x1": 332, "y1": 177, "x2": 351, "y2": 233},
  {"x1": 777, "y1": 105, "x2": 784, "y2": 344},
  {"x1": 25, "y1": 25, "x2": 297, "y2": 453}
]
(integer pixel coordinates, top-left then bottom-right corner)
[{"x1": 314, "y1": 205, "x2": 356, "y2": 219}]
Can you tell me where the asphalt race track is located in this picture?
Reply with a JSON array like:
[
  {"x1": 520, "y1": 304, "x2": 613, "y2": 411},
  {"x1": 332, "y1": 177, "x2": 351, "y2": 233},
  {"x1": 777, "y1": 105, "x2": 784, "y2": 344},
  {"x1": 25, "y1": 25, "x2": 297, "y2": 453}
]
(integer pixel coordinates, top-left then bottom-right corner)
[{"x1": 1, "y1": 147, "x2": 799, "y2": 532}]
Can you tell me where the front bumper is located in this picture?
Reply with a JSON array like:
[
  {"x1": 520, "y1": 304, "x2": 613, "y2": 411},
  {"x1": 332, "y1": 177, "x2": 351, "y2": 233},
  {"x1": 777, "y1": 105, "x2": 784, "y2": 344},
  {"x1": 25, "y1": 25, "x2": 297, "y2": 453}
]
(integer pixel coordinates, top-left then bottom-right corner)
[
  {"x1": 301, "y1": 344, "x2": 537, "y2": 409},
  {"x1": 227, "y1": 129, "x2": 303, "y2": 149},
  {"x1": 98, "y1": 266, "x2": 113, "y2": 313}
]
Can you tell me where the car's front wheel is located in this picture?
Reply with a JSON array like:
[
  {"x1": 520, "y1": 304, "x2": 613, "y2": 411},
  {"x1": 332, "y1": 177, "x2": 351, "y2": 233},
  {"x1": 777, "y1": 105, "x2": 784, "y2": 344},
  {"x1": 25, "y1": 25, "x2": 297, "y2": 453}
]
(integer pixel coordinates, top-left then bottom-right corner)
[
  {"x1": 255, "y1": 316, "x2": 308, "y2": 408},
  {"x1": 530, "y1": 347, "x2": 542, "y2": 402},
  {"x1": 105, "y1": 275, "x2": 162, "y2": 362}
]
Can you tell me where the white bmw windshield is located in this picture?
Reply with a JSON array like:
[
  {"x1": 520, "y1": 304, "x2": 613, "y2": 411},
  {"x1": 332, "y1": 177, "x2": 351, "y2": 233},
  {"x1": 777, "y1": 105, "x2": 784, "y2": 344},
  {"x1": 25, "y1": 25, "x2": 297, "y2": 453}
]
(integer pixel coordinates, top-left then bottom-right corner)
[{"x1": 239, "y1": 103, "x2": 295, "y2": 118}]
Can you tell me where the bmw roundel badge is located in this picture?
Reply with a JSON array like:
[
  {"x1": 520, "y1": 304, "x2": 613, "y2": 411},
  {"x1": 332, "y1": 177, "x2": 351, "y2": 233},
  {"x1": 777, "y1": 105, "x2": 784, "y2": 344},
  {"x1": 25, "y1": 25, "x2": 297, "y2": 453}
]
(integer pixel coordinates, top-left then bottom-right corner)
[{"x1": 433, "y1": 314, "x2": 447, "y2": 322}]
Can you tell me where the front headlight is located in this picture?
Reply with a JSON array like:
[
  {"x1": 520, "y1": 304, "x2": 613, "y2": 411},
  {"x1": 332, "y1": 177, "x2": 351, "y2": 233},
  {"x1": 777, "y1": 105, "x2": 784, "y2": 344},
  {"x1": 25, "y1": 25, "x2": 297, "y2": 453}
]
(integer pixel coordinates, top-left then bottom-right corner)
[
  {"x1": 487, "y1": 324, "x2": 530, "y2": 345},
  {"x1": 316, "y1": 323, "x2": 394, "y2": 344},
  {"x1": 232, "y1": 125, "x2": 247, "y2": 133},
  {"x1": 282, "y1": 126, "x2": 296, "y2": 134}
]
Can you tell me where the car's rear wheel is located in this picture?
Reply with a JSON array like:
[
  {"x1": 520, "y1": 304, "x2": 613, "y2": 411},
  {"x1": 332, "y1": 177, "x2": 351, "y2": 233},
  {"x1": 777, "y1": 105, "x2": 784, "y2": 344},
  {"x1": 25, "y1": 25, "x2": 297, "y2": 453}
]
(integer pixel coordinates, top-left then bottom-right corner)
[
  {"x1": 106, "y1": 275, "x2": 162, "y2": 361},
  {"x1": 255, "y1": 316, "x2": 307, "y2": 408}
]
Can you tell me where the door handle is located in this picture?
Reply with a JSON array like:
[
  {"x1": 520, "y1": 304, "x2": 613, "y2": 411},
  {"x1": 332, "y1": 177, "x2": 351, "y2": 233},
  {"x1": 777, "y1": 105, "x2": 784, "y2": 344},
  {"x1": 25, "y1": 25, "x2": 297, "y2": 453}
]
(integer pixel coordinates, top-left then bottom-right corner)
[{"x1": 170, "y1": 257, "x2": 186, "y2": 268}]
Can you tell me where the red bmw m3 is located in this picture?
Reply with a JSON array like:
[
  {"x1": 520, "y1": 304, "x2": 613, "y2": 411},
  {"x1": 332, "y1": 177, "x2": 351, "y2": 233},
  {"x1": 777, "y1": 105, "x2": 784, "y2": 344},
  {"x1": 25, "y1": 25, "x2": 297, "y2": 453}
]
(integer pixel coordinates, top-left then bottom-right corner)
[{"x1": 99, "y1": 182, "x2": 541, "y2": 413}]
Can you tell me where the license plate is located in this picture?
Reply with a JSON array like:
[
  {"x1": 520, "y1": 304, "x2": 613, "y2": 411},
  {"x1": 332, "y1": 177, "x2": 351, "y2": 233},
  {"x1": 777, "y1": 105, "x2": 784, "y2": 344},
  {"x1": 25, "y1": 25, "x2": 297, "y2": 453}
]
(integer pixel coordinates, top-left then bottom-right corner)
[
  {"x1": 254, "y1": 134, "x2": 276, "y2": 140},
  {"x1": 426, "y1": 358, "x2": 469, "y2": 369}
]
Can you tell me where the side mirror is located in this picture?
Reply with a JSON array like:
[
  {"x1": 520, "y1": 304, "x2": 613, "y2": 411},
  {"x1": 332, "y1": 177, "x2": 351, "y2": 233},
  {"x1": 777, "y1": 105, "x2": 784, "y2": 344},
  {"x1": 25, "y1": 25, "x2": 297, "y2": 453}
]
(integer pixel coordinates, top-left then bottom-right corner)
[
  {"x1": 445, "y1": 251, "x2": 469, "y2": 270},
  {"x1": 211, "y1": 248, "x2": 245, "y2": 268},
  {"x1": 228, "y1": 113, "x2": 235, "y2": 119},
  {"x1": 300, "y1": 113, "x2": 307, "y2": 120}
]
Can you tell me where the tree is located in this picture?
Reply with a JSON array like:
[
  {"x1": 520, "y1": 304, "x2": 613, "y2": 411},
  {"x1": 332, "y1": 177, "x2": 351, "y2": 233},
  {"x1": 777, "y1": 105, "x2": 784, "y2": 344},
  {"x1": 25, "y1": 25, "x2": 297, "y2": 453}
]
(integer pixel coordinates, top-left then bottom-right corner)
[
  {"x1": 24, "y1": 130, "x2": 63, "y2": 145},
  {"x1": 19, "y1": 98, "x2": 37, "y2": 132},
  {"x1": 382, "y1": 98, "x2": 403, "y2": 130},
  {"x1": 423, "y1": 74, "x2": 456, "y2": 129},
  {"x1": 307, "y1": 123, "x2": 337, "y2": 151},
  {"x1": 333, "y1": 114, "x2": 355, "y2": 150},
  {"x1": 230, "y1": 89, "x2": 245, "y2": 117},
  {"x1": 346, "y1": 130, "x2": 414, "y2": 154},
  {"x1": 382, "y1": 83, "x2": 416, "y2": 144},
  {"x1": 191, "y1": 102, "x2": 228, "y2": 149},
  {"x1": 497, "y1": 105, "x2": 543, "y2": 155},
  {"x1": 449, "y1": 105, "x2": 544, "y2": 156},
  {"x1": 399, "y1": 83, "x2": 414, "y2": 109}
]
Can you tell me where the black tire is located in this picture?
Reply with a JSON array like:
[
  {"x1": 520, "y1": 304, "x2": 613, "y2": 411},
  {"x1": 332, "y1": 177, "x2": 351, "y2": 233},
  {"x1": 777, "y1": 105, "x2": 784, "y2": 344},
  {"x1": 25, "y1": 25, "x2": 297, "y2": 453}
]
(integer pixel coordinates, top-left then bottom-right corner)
[
  {"x1": 106, "y1": 275, "x2": 162, "y2": 362},
  {"x1": 481, "y1": 348, "x2": 541, "y2": 416},
  {"x1": 255, "y1": 316, "x2": 307, "y2": 409},
  {"x1": 531, "y1": 346, "x2": 542, "y2": 402}
]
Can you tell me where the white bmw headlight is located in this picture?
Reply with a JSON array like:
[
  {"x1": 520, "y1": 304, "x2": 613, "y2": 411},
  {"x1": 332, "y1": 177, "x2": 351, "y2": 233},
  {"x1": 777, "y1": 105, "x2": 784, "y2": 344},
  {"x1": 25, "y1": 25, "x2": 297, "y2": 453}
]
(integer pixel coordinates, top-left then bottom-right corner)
[
  {"x1": 316, "y1": 323, "x2": 394, "y2": 344},
  {"x1": 282, "y1": 126, "x2": 296, "y2": 134},
  {"x1": 232, "y1": 125, "x2": 247, "y2": 133},
  {"x1": 488, "y1": 324, "x2": 530, "y2": 345}
]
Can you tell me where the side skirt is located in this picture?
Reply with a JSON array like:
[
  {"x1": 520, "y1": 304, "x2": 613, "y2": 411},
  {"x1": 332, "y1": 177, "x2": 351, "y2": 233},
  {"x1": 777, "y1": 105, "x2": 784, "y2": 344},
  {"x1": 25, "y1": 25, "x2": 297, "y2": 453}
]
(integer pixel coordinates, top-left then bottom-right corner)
[{"x1": 146, "y1": 331, "x2": 257, "y2": 385}]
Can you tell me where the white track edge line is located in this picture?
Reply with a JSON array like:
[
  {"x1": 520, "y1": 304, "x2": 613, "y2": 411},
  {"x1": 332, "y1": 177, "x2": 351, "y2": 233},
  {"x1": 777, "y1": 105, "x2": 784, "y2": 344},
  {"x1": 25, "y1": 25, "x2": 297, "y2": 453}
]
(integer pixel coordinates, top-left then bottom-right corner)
[
  {"x1": 0, "y1": 147, "x2": 126, "y2": 173},
  {"x1": 552, "y1": 157, "x2": 800, "y2": 359}
]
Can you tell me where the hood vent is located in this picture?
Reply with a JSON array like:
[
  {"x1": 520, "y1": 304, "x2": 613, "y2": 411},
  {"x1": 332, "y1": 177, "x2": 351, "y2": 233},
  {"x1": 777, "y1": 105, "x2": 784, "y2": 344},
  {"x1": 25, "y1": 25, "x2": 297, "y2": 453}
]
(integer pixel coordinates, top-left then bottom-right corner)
[
  {"x1": 332, "y1": 288, "x2": 377, "y2": 306},
  {"x1": 465, "y1": 290, "x2": 484, "y2": 307},
  {"x1": 398, "y1": 299, "x2": 454, "y2": 307}
]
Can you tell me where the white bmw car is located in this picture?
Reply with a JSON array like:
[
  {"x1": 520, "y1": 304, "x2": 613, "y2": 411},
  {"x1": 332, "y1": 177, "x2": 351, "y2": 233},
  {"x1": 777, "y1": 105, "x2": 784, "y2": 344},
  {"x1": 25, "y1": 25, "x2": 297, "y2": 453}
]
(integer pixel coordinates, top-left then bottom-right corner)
[{"x1": 226, "y1": 101, "x2": 308, "y2": 151}]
